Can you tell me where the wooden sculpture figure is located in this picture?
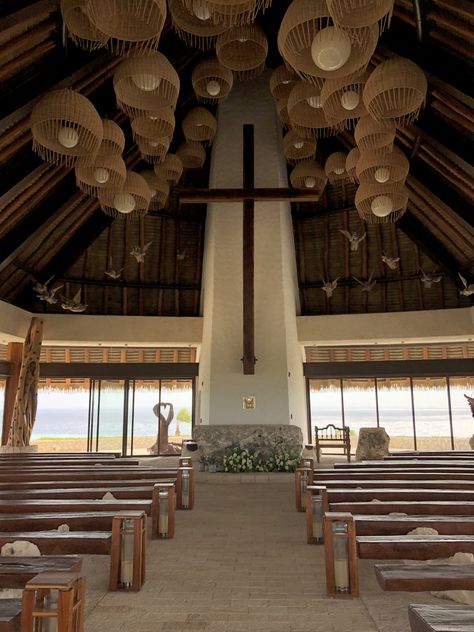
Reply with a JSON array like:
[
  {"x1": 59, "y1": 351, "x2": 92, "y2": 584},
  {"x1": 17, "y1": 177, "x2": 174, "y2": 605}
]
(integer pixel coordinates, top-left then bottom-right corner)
[
  {"x1": 465, "y1": 395, "x2": 474, "y2": 418},
  {"x1": 105, "y1": 256, "x2": 124, "y2": 280},
  {"x1": 339, "y1": 230, "x2": 366, "y2": 252},
  {"x1": 353, "y1": 273, "x2": 377, "y2": 292},
  {"x1": 381, "y1": 255, "x2": 400, "y2": 270},
  {"x1": 459, "y1": 273, "x2": 474, "y2": 297},
  {"x1": 321, "y1": 278, "x2": 339, "y2": 298},
  {"x1": 149, "y1": 402, "x2": 176, "y2": 454},
  {"x1": 420, "y1": 269, "x2": 442, "y2": 288}
]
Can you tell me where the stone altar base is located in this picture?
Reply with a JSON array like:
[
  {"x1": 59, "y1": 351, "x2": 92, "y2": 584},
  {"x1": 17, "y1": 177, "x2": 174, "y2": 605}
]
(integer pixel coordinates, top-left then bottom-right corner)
[
  {"x1": 0, "y1": 445, "x2": 38, "y2": 453},
  {"x1": 193, "y1": 424, "x2": 303, "y2": 471},
  {"x1": 355, "y1": 427, "x2": 390, "y2": 461}
]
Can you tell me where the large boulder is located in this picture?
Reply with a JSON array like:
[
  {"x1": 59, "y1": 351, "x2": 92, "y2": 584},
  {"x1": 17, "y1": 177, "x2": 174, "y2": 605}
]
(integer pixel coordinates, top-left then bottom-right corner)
[{"x1": 355, "y1": 427, "x2": 390, "y2": 461}]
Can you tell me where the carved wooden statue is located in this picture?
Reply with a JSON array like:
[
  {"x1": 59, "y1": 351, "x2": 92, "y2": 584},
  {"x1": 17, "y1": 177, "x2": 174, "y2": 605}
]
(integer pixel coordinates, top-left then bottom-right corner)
[
  {"x1": 465, "y1": 394, "x2": 474, "y2": 418},
  {"x1": 149, "y1": 403, "x2": 175, "y2": 455},
  {"x1": 7, "y1": 318, "x2": 43, "y2": 447}
]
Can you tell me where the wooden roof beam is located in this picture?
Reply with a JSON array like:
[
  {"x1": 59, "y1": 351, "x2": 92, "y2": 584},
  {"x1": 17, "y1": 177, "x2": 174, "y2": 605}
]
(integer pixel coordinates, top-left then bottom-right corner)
[{"x1": 0, "y1": 0, "x2": 58, "y2": 46}]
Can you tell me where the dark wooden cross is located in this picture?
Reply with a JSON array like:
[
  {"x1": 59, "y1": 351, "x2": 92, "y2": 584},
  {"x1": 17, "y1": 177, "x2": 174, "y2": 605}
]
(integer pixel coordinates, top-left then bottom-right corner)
[{"x1": 178, "y1": 124, "x2": 321, "y2": 375}]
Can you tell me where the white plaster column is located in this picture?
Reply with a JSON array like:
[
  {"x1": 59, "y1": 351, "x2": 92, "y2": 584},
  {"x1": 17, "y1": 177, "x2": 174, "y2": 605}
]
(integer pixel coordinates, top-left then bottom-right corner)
[{"x1": 197, "y1": 71, "x2": 308, "y2": 439}]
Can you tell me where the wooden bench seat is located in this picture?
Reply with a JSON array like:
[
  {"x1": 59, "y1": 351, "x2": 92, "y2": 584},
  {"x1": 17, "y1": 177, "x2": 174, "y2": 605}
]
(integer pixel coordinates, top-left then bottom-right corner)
[
  {"x1": 375, "y1": 562, "x2": 474, "y2": 592},
  {"x1": 0, "y1": 599, "x2": 22, "y2": 632},
  {"x1": 357, "y1": 535, "x2": 474, "y2": 560},
  {"x1": 315, "y1": 469, "x2": 474, "y2": 481},
  {"x1": 0, "y1": 479, "x2": 175, "y2": 491},
  {"x1": 0, "y1": 459, "x2": 139, "y2": 467},
  {"x1": 0, "y1": 532, "x2": 112, "y2": 555},
  {"x1": 0, "y1": 511, "x2": 121, "y2": 532},
  {"x1": 385, "y1": 454, "x2": 474, "y2": 460},
  {"x1": 0, "y1": 499, "x2": 152, "y2": 515},
  {"x1": 0, "y1": 470, "x2": 177, "y2": 483},
  {"x1": 331, "y1": 500, "x2": 474, "y2": 515},
  {"x1": 328, "y1": 488, "x2": 474, "y2": 503},
  {"x1": 408, "y1": 603, "x2": 474, "y2": 632},
  {"x1": 315, "y1": 425, "x2": 351, "y2": 462},
  {"x1": 316, "y1": 479, "x2": 474, "y2": 490},
  {"x1": 0, "y1": 556, "x2": 82, "y2": 588},
  {"x1": 334, "y1": 460, "x2": 474, "y2": 469},
  {"x1": 0, "y1": 484, "x2": 173, "y2": 501},
  {"x1": 354, "y1": 514, "x2": 474, "y2": 536}
]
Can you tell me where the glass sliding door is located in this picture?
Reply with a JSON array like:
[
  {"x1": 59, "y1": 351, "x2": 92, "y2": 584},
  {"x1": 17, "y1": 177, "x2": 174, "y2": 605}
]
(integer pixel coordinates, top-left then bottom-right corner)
[
  {"x1": 89, "y1": 379, "x2": 126, "y2": 454},
  {"x1": 376, "y1": 378, "x2": 415, "y2": 451}
]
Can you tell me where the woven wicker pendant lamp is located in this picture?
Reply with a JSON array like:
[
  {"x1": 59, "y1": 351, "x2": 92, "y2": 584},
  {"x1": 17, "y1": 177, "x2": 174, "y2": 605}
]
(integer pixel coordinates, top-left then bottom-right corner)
[
  {"x1": 155, "y1": 153, "x2": 184, "y2": 183},
  {"x1": 137, "y1": 136, "x2": 171, "y2": 164},
  {"x1": 176, "y1": 142, "x2": 207, "y2": 169},
  {"x1": 363, "y1": 56, "x2": 428, "y2": 127},
  {"x1": 182, "y1": 107, "x2": 218, "y2": 146},
  {"x1": 140, "y1": 170, "x2": 170, "y2": 209},
  {"x1": 99, "y1": 171, "x2": 152, "y2": 218},
  {"x1": 169, "y1": 0, "x2": 227, "y2": 50},
  {"x1": 216, "y1": 24, "x2": 268, "y2": 81},
  {"x1": 327, "y1": 0, "x2": 394, "y2": 36},
  {"x1": 356, "y1": 146, "x2": 409, "y2": 185},
  {"x1": 287, "y1": 81, "x2": 336, "y2": 139},
  {"x1": 61, "y1": 0, "x2": 108, "y2": 50},
  {"x1": 320, "y1": 70, "x2": 369, "y2": 129},
  {"x1": 276, "y1": 99, "x2": 291, "y2": 129},
  {"x1": 192, "y1": 58, "x2": 234, "y2": 104},
  {"x1": 270, "y1": 65, "x2": 298, "y2": 100},
  {"x1": 354, "y1": 115, "x2": 396, "y2": 154},
  {"x1": 114, "y1": 53, "x2": 180, "y2": 118},
  {"x1": 283, "y1": 130, "x2": 317, "y2": 165},
  {"x1": 325, "y1": 151, "x2": 349, "y2": 183},
  {"x1": 86, "y1": 0, "x2": 167, "y2": 56},
  {"x1": 183, "y1": 0, "x2": 272, "y2": 26},
  {"x1": 75, "y1": 154, "x2": 127, "y2": 196},
  {"x1": 355, "y1": 182, "x2": 408, "y2": 223},
  {"x1": 131, "y1": 110, "x2": 176, "y2": 144},
  {"x1": 30, "y1": 89, "x2": 103, "y2": 167},
  {"x1": 278, "y1": 0, "x2": 378, "y2": 84},
  {"x1": 345, "y1": 146, "x2": 360, "y2": 182},
  {"x1": 290, "y1": 160, "x2": 327, "y2": 193},
  {"x1": 101, "y1": 119, "x2": 126, "y2": 155}
]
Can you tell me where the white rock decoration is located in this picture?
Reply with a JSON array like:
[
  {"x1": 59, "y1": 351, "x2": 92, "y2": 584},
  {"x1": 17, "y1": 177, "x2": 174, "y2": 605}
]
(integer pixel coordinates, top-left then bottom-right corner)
[
  {"x1": 102, "y1": 492, "x2": 117, "y2": 500},
  {"x1": 57, "y1": 524, "x2": 70, "y2": 533},
  {"x1": 407, "y1": 527, "x2": 439, "y2": 536},
  {"x1": 1, "y1": 541, "x2": 41, "y2": 556}
]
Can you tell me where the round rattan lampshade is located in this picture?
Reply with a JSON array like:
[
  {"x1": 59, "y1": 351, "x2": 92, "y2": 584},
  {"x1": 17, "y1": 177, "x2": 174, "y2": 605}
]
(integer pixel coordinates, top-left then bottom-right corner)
[
  {"x1": 278, "y1": 0, "x2": 378, "y2": 84},
  {"x1": 169, "y1": 0, "x2": 227, "y2": 50},
  {"x1": 345, "y1": 146, "x2": 360, "y2": 182},
  {"x1": 276, "y1": 99, "x2": 291, "y2": 128},
  {"x1": 356, "y1": 146, "x2": 409, "y2": 185},
  {"x1": 131, "y1": 110, "x2": 175, "y2": 144},
  {"x1": 155, "y1": 153, "x2": 184, "y2": 183},
  {"x1": 290, "y1": 160, "x2": 327, "y2": 193},
  {"x1": 61, "y1": 0, "x2": 108, "y2": 50},
  {"x1": 140, "y1": 170, "x2": 170, "y2": 209},
  {"x1": 363, "y1": 56, "x2": 428, "y2": 127},
  {"x1": 75, "y1": 154, "x2": 127, "y2": 196},
  {"x1": 86, "y1": 0, "x2": 167, "y2": 55},
  {"x1": 101, "y1": 119, "x2": 126, "y2": 155},
  {"x1": 320, "y1": 70, "x2": 369, "y2": 129},
  {"x1": 176, "y1": 141, "x2": 207, "y2": 169},
  {"x1": 137, "y1": 136, "x2": 171, "y2": 164},
  {"x1": 183, "y1": 0, "x2": 272, "y2": 26},
  {"x1": 270, "y1": 65, "x2": 298, "y2": 100},
  {"x1": 99, "y1": 171, "x2": 152, "y2": 218},
  {"x1": 30, "y1": 89, "x2": 103, "y2": 167},
  {"x1": 325, "y1": 151, "x2": 349, "y2": 183},
  {"x1": 182, "y1": 107, "x2": 218, "y2": 146},
  {"x1": 283, "y1": 130, "x2": 317, "y2": 165},
  {"x1": 327, "y1": 0, "x2": 394, "y2": 36},
  {"x1": 192, "y1": 58, "x2": 234, "y2": 104},
  {"x1": 216, "y1": 24, "x2": 268, "y2": 81},
  {"x1": 287, "y1": 81, "x2": 336, "y2": 138},
  {"x1": 114, "y1": 53, "x2": 180, "y2": 118},
  {"x1": 354, "y1": 115, "x2": 396, "y2": 154},
  {"x1": 355, "y1": 182, "x2": 408, "y2": 223}
]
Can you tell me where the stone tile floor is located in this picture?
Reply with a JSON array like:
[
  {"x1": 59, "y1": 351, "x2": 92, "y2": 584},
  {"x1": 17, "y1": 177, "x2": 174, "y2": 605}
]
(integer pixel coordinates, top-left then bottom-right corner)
[{"x1": 83, "y1": 476, "x2": 442, "y2": 632}]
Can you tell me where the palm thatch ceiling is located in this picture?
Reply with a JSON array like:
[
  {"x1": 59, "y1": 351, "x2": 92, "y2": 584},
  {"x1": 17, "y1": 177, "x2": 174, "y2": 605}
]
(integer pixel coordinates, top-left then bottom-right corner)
[{"x1": 0, "y1": 0, "x2": 472, "y2": 317}]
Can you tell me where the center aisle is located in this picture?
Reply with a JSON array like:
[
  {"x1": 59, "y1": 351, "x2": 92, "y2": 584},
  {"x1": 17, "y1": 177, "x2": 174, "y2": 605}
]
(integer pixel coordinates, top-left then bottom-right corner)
[{"x1": 83, "y1": 480, "x2": 437, "y2": 632}]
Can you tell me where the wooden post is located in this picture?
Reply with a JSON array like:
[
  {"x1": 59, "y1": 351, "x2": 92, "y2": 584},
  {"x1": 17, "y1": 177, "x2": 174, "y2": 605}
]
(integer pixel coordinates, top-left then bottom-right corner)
[
  {"x1": 242, "y1": 124, "x2": 255, "y2": 375},
  {"x1": 1, "y1": 342, "x2": 23, "y2": 445},
  {"x1": 306, "y1": 486, "x2": 328, "y2": 544},
  {"x1": 324, "y1": 512, "x2": 359, "y2": 598},
  {"x1": 109, "y1": 511, "x2": 146, "y2": 592},
  {"x1": 151, "y1": 482, "x2": 175, "y2": 539},
  {"x1": 294, "y1": 467, "x2": 314, "y2": 512},
  {"x1": 176, "y1": 467, "x2": 195, "y2": 510}
]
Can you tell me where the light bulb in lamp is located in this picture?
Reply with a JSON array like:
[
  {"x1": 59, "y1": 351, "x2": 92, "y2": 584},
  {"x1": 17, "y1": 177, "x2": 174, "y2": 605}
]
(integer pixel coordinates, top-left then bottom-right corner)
[
  {"x1": 206, "y1": 80, "x2": 221, "y2": 96},
  {"x1": 306, "y1": 95, "x2": 321, "y2": 108},
  {"x1": 371, "y1": 195, "x2": 393, "y2": 217},
  {"x1": 114, "y1": 193, "x2": 136, "y2": 214},
  {"x1": 58, "y1": 126, "x2": 79, "y2": 148},
  {"x1": 94, "y1": 167, "x2": 110, "y2": 184},
  {"x1": 305, "y1": 176, "x2": 317, "y2": 188},
  {"x1": 193, "y1": 1, "x2": 210, "y2": 20},
  {"x1": 132, "y1": 73, "x2": 161, "y2": 92},
  {"x1": 311, "y1": 27, "x2": 351, "y2": 72},
  {"x1": 238, "y1": 37, "x2": 248, "y2": 43},
  {"x1": 374, "y1": 167, "x2": 390, "y2": 183},
  {"x1": 334, "y1": 167, "x2": 345, "y2": 175},
  {"x1": 293, "y1": 141, "x2": 305, "y2": 149},
  {"x1": 340, "y1": 90, "x2": 360, "y2": 111}
]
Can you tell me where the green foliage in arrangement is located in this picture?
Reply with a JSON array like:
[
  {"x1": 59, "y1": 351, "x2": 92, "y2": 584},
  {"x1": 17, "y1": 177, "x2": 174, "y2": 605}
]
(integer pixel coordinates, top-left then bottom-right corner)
[{"x1": 222, "y1": 446, "x2": 300, "y2": 473}]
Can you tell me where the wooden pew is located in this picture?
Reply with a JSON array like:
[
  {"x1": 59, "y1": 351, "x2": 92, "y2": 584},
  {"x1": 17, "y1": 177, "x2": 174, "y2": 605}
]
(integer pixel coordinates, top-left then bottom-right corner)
[
  {"x1": 0, "y1": 600, "x2": 22, "y2": 632},
  {"x1": 0, "y1": 556, "x2": 82, "y2": 588},
  {"x1": 0, "y1": 512, "x2": 119, "y2": 532},
  {"x1": 394, "y1": 451, "x2": 474, "y2": 457},
  {"x1": 0, "y1": 499, "x2": 153, "y2": 515},
  {"x1": 354, "y1": 514, "x2": 474, "y2": 536},
  {"x1": 331, "y1": 500, "x2": 474, "y2": 515},
  {"x1": 408, "y1": 603, "x2": 474, "y2": 632},
  {"x1": 0, "y1": 469, "x2": 178, "y2": 482},
  {"x1": 0, "y1": 459, "x2": 140, "y2": 467},
  {"x1": 375, "y1": 562, "x2": 474, "y2": 591},
  {"x1": 0, "y1": 532, "x2": 112, "y2": 555},
  {"x1": 0, "y1": 479, "x2": 176, "y2": 491},
  {"x1": 314, "y1": 468, "x2": 474, "y2": 481},
  {"x1": 0, "y1": 484, "x2": 172, "y2": 501},
  {"x1": 334, "y1": 460, "x2": 474, "y2": 469},
  {"x1": 328, "y1": 488, "x2": 474, "y2": 503},
  {"x1": 385, "y1": 453, "x2": 474, "y2": 460},
  {"x1": 315, "y1": 478, "x2": 474, "y2": 490},
  {"x1": 357, "y1": 535, "x2": 474, "y2": 560}
]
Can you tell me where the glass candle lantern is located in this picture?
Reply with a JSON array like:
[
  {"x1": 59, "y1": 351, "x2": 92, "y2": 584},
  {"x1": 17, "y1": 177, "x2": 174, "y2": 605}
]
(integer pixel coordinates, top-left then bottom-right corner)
[
  {"x1": 306, "y1": 485, "x2": 328, "y2": 544},
  {"x1": 109, "y1": 511, "x2": 146, "y2": 592},
  {"x1": 324, "y1": 512, "x2": 359, "y2": 598},
  {"x1": 21, "y1": 571, "x2": 85, "y2": 632},
  {"x1": 179, "y1": 456, "x2": 193, "y2": 468},
  {"x1": 152, "y1": 482, "x2": 175, "y2": 539},
  {"x1": 176, "y1": 467, "x2": 194, "y2": 510},
  {"x1": 294, "y1": 467, "x2": 313, "y2": 512}
]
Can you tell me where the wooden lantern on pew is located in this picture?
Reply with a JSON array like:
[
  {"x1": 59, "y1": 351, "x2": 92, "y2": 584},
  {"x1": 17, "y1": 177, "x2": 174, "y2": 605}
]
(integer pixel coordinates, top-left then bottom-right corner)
[
  {"x1": 176, "y1": 466, "x2": 194, "y2": 510},
  {"x1": 152, "y1": 482, "x2": 175, "y2": 539},
  {"x1": 109, "y1": 511, "x2": 146, "y2": 592},
  {"x1": 294, "y1": 466, "x2": 314, "y2": 512},
  {"x1": 306, "y1": 485, "x2": 328, "y2": 544},
  {"x1": 21, "y1": 571, "x2": 85, "y2": 632},
  {"x1": 324, "y1": 512, "x2": 359, "y2": 598}
]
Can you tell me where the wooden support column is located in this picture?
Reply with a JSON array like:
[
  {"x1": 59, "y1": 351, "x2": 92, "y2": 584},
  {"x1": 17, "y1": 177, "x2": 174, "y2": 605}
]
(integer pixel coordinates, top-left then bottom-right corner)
[
  {"x1": 242, "y1": 124, "x2": 255, "y2": 375},
  {"x1": 1, "y1": 342, "x2": 23, "y2": 446}
]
